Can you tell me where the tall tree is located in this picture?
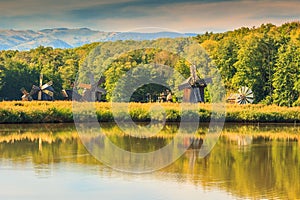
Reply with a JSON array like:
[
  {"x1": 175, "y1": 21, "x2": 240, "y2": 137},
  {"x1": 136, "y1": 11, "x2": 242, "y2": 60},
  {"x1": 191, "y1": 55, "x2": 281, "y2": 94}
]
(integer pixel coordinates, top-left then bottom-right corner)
[
  {"x1": 272, "y1": 40, "x2": 300, "y2": 106},
  {"x1": 232, "y1": 33, "x2": 276, "y2": 103},
  {"x1": 0, "y1": 61, "x2": 39, "y2": 100}
]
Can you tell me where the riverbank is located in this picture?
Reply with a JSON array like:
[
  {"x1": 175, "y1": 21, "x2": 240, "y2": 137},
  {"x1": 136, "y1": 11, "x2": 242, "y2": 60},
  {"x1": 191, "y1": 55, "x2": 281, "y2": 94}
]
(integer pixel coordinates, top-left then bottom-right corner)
[{"x1": 0, "y1": 101, "x2": 299, "y2": 123}]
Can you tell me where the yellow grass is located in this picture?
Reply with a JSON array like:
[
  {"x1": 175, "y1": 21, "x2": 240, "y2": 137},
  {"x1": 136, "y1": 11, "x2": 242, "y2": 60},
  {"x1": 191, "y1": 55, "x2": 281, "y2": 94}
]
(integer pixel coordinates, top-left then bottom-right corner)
[{"x1": 0, "y1": 101, "x2": 299, "y2": 123}]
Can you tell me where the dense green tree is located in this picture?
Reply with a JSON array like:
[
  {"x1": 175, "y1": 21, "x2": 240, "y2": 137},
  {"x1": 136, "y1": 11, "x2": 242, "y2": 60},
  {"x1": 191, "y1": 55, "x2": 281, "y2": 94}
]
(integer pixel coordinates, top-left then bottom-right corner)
[
  {"x1": 0, "y1": 61, "x2": 39, "y2": 100},
  {"x1": 272, "y1": 40, "x2": 300, "y2": 106},
  {"x1": 231, "y1": 33, "x2": 278, "y2": 103},
  {"x1": 206, "y1": 37, "x2": 239, "y2": 90}
]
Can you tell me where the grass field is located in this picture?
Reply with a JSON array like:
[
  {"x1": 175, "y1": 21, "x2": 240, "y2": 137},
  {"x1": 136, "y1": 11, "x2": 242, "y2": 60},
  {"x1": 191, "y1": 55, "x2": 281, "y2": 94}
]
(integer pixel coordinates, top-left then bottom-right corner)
[{"x1": 0, "y1": 101, "x2": 299, "y2": 123}]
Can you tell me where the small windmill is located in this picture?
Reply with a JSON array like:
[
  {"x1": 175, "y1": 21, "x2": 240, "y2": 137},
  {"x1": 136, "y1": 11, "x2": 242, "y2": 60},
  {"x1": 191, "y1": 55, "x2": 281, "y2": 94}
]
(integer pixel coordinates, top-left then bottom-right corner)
[
  {"x1": 236, "y1": 86, "x2": 254, "y2": 104},
  {"x1": 227, "y1": 86, "x2": 254, "y2": 104},
  {"x1": 76, "y1": 74, "x2": 106, "y2": 102},
  {"x1": 20, "y1": 88, "x2": 33, "y2": 101},
  {"x1": 20, "y1": 73, "x2": 54, "y2": 101},
  {"x1": 178, "y1": 65, "x2": 211, "y2": 103}
]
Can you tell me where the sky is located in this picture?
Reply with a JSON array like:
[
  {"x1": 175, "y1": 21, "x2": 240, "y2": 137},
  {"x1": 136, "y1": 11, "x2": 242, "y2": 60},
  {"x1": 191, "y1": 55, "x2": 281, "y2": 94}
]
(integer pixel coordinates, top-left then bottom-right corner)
[{"x1": 0, "y1": 0, "x2": 299, "y2": 33}]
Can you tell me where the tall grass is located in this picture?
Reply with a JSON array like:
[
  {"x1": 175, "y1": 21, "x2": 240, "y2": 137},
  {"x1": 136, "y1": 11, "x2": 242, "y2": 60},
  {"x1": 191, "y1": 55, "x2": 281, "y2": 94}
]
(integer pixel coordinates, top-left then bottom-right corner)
[{"x1": 0, "y1": 101, "x2": 299, "y2": 123}]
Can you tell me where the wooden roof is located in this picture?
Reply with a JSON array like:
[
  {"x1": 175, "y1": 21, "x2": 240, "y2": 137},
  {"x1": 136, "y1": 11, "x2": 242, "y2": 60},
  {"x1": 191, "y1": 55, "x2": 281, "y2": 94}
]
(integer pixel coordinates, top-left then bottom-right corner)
[{"x1": 178, "y1": 77, "x2": 211, "y2": 90}]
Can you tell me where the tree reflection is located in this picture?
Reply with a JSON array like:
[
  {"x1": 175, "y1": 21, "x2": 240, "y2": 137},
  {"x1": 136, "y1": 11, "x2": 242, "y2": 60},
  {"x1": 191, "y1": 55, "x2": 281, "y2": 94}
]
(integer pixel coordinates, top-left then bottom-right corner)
[{"x1": 0, "y1": 123, "x2": 299, "y2": 199}]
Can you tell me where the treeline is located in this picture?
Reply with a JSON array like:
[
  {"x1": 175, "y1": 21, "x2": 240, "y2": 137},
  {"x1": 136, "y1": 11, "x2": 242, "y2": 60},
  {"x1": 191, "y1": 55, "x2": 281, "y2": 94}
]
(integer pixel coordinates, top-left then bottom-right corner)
[
  {"x1": 198, "y1": 22, "x2": 300, "y2": 106},
  {"x1": 0, "y1": 22, "x2": 299, "y2": 106}
]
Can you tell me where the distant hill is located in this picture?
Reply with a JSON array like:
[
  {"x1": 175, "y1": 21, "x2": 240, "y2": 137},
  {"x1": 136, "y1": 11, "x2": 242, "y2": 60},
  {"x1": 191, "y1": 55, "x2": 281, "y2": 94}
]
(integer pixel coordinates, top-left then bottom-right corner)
[{"x1": 0, "y1": 28, "x2": 196, "y2": 50}]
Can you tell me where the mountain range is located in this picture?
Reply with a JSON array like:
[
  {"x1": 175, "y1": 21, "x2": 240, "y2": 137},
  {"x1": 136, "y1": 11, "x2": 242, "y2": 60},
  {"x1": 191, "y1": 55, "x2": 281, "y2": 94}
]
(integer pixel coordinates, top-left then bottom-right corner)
[{"x1": 0, "y1": 28, "x2": 197, "y2": 51}]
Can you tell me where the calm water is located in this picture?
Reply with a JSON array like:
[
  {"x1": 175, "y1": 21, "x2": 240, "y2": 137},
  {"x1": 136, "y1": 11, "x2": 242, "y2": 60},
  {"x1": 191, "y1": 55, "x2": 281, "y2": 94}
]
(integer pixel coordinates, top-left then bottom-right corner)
[{"x1": 0, "y1": 123, "x2": 299, "y2": 200}]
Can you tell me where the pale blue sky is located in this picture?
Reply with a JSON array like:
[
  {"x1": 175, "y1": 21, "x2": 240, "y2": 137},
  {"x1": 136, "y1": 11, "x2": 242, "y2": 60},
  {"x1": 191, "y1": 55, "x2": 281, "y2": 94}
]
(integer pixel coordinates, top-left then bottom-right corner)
[{"x1": 0, "y1": 0, "x2": 299, "y2": 33}]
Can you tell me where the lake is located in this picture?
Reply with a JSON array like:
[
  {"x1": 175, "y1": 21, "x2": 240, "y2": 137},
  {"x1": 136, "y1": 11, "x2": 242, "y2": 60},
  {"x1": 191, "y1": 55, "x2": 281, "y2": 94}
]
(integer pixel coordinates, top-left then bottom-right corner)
[{"x1": 0, "y1": 123, "x2": 299, "y2": 199}]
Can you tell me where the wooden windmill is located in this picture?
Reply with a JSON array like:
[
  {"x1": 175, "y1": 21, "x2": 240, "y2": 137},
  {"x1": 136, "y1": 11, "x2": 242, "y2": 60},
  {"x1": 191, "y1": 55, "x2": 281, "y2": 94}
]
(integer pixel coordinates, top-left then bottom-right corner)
[
  {"x1": 178, "y1": 65, "x2": 211, "y2": 103},
  {"x1": 67, "y1": 74, "x2": 106, "y2": 102},
  {"x1": 21, "y1": 74, "x2": 54, "y2": 101}
]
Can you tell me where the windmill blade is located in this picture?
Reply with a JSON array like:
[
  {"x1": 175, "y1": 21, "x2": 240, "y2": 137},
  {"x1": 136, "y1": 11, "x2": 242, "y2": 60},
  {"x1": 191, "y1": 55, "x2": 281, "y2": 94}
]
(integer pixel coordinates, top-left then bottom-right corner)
[
  {"x1": 243, "y1": 87, "x2": 254, "y2": 102},
  {"x1": 89, "y1": 73, "x2": 95, "y2": 85},
  {"x1": 41, "y1": 81, "x2": 53, "y2": 90},
  {"x1": 42, "y1": 89, "x2": 54, "y2": 97},
  {"x1": 245, "y1": 93, "x2": 254, "y2": 100},
  {"x1": 238, "y1": 86, "x2": 244, "y2": 94},
  {"x1": 20, "y1": 87, "x2": 29, "y2": 95},
  {"x1": 30, "y1": 85, "x2": 41, "y2": 96},
  {"x1": 236, "y1": 96, "x2": 246, "y2": 104},
  {"x1": 190, "y1": 65, "x2": 199, "y2": 84},
  {"x1": 204, "y1": 77, "x2": 212, "y2": 84},
  {"x1": 240, "y1": 86, "x2": 248, "y2": 94},
  {"x1": 245, "y1": 88, "x2": 253, "y2": 96},
  {"x1": 39, "y1": 74, "x2": 43, "y2": 86},
  {"x1": 38, "y1": 74, "x2": 43, "y2": 100},
  {"x1": 240, "y1": 86, "x2": 246, "y2": 94},
  {"x1": 246, "y1": 99, "x2": 254, "y2": 104},
  {"x1": 245, "y1": 86, "x2": 250, "y2": 94},
  {"x1": 243, "y1": 86, "x2": 251, "y2": 96},
  {"x1": 78, "y1": 83, "x2": 92, "y2": 89},
  {"x1": 38, "y1": 90, "x2": 42, "y2": 100},
  {"x1": 20, "y1": 88, "x2": 33, "y2": 101},
  {"x1": 61, "y1": 89, "x2": 68, "y2": 98},
  {"x1": 246, "y1": 95, "x2": 254, "y2": 103},
  {"x1": 95, "y1": 87, "x2": 106, "y2": 94},
  {"x1": 98, "y1": 76, "x2": 106, "y2": 85}
]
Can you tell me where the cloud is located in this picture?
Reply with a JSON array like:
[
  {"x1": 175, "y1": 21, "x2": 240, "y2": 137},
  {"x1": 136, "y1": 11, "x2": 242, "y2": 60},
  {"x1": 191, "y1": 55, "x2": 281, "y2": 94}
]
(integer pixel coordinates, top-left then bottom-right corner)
[
  {"x1": 143, "y1": 0, "x2": 300, "y2": 32},
  {"x1": 68, "y1": 0, "x2": 243, "y2": 20},
  {"x1": 70, "y1": 0, "x2": 300, "y2": 32},
  {"x1": 0, "y1": 0, "x2": 299, "y2": 32},
  {"x1": 0, "y1": 0, "x2": 132, "y2": 17}
]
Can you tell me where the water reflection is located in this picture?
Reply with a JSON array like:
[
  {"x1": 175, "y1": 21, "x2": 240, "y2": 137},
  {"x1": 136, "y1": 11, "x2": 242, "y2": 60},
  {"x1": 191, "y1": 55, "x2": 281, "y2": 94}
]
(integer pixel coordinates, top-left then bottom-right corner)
[{"x1": 0, "y1": 123, "x2": 299, "y2": 199}]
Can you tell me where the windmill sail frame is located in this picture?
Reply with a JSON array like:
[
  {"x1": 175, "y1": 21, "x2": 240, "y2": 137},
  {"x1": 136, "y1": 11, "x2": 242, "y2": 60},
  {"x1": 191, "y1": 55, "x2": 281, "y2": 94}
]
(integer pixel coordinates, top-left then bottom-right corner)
[{"x1": 178, "y1": 65, "x2": 210, "y2": 103}]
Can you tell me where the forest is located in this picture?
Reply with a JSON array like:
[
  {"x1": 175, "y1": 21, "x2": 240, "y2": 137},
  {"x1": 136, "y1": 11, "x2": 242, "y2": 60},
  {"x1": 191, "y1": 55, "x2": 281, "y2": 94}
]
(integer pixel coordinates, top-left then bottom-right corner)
[{"x1": 0, "y1": 22, "x2": 299, "y2": 106}]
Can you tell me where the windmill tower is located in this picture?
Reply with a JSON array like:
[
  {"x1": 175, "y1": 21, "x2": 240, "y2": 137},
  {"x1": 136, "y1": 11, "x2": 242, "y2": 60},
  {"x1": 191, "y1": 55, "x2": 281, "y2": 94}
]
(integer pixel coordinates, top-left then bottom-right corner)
[{"x1": 178, "y1": 65, "x2": 211, "y2": 103}]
